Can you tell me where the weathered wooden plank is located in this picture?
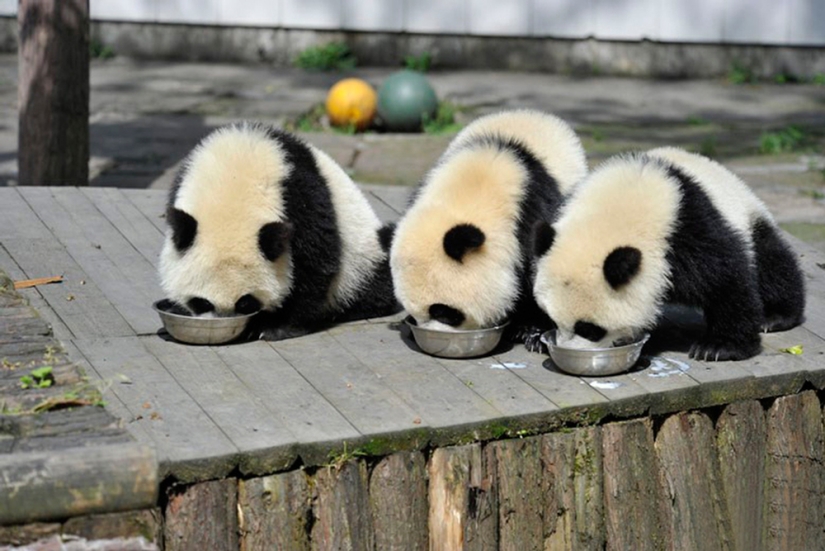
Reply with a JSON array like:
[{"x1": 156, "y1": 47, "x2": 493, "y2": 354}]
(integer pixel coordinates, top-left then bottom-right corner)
[
  {"x1": 17, "y1": 187, "x2": 160, "y2": 335},
  {"x1": 764, "y1": 390, "x2": 825, "y2": 551},
  {"x1": 439, "y1": 352, "x2": 559, "y2": 422},
  {"x1": 716, "y1": 400, "x2": 766, "y2": 551},
  {"x1": 602, "y1": 418, "x2": 668, "y2": 551},
  {"x1": 80, "y1": 187, "x2": 165, "y2": 267},
  {"x1": 73, "y1": 336, "x2": 240, "y2": 481},
  {"x1": 500, "y1": 346, "x2": 609, "y2": 411},
  {"x1": 0, "y1": 244, "x2": 73, "y2": 342},
  {"x1": 541, "y1": 427, "x2": 605, "y2": 550},
  {"x1": 492, "y1": 436, "x2": 544, "y2": 550},
  {"x1": 120, "y1": 189, "x2": 168, "y2": 234},
  {"x1": 0, "y1": 189, "x2": 53, "y2": 241},
  {"x1": 311, "y1": 460, "x2": 373, "y2": 551},
  {"x1": 626, "y1": 353, "x2": 704, "y2": 415},
  {"x1": 0, "y1": 443, "x2": 157, "y2": 526},
  {"x1": 164, "y1": 478, "x2": 239, "y2": 551},
  {"x1": 369, "y1": 451, "x2": 429, "y2": 551},
  {"x1": 61, "y1": 339, "x2": 159, "y2": 453},
  {"x1": 142, "y1": 338, "x2": 298, "y2": 476},
  {"x1": 215, "y1": 340, "x2": 361, "y2": 467},
  {"x1": 361, "y1": 188, "x2": 401, "y2": 224},
  {"x1": 465, "y1": 443, "x2": 499, "y2": 551},
  {"x1": 271, "y1": 332, "x2": 424, "y2": 442},
  {"x1": 238, "y1": 470, "x2": 311, "y2": 551},
  {"x1": 655, "y1": 411, "x2": 733, "y2": 551},
  {"x1": 61, "y1": 509, "x2": 162, "y2": 544},
  {"x1": 429, "y1": 444, "x2": 487, "y2": 551},
  {"x1": 0, "y1": 522, "x2": 62, "y2": 548},
  {"x1": 3, "y1": 238, "x2": 133, "y2": 339},
  {"x1": 761, "y1": 325, "x2": 825, "y2": 388},
  {"x1": 329, "y1": 323, "x2": 502, "y2": 444}
]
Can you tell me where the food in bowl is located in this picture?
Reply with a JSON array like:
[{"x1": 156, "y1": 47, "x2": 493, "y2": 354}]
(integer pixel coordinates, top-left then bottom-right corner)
[
  {"x1": 405, "y1": 316, "x2": 509, "y2": 358},
  {"x1": 540, "y1": 330, "x2": 650, "y2": 376},
  {"x1": 153, "y1": 299, "x2": 258, "y2": 345}
]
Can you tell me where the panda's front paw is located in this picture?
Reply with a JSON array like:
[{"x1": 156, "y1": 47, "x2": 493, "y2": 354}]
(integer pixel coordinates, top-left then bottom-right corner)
[
  {"x1": 257, "y1": 324, "x2": 311, "y2": 342},
  {"x1": 688, "y1": 337, "x2": 761, "y2": 362},
  {"x1": 513, "y1": 326, "x2": 548, "y2": 354}
]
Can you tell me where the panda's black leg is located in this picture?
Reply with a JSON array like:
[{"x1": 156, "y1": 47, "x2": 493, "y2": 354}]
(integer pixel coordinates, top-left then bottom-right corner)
[
  {"x1": 751, "y1": 219, "x2": 806, "y2": 333},
  {"x1": 689, "y1": 276, "x2": 763, "y2": 362},
  {"x1": 509, "y1": 325, "x2": 548, "y2": 354}
]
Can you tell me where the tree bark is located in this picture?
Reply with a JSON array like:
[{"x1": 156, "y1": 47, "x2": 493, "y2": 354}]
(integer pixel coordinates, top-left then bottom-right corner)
[{"x1": 18, "y1": 0, "x2": 89, "y2": 186}]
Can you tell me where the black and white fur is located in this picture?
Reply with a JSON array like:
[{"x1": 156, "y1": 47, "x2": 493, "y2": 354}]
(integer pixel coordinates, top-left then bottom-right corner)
[
  {"x1": 390, "y1": 109, "x2": 587, "y2": 341},
  {"x1": 159, "y1": 122, "x2": 399, "y2": 341},
  {"x1": 532, "y1": 147, "x2": 806, "y2": 361}
]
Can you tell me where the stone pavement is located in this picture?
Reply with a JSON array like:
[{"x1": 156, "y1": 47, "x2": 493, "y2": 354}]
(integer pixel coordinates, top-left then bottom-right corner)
[{"x1": 0, "y1": 54, "x2": 822, "y2": 248}]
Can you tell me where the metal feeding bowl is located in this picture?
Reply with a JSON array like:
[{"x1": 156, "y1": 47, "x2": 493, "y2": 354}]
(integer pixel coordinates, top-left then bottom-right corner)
[
  {"x1": 541, "y1": 329, "x2": 650, "y2": 376},
  {"x1": 153, "y1": 299, "x2": 257, "y2": 345},
  {"x1": 405, "y1": 316, "x2": 509, "y2": 358}
]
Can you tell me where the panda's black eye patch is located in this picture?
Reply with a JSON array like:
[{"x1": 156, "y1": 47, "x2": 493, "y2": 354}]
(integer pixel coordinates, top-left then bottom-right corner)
[
  {"x1": 235, "y1": 294, "x2": 262, "y2": 315},
  {"x1": 429, "y1": 304, "x2": 465, "y2": 327},
  {"x1": 574, "y1": 321, "x2": 607, "y2": 343},
  {"x1": 258, "y1": 221, "x2": 293, "y2": 262},
  {"x1": 168, "y1": 208, "x2": 198, "y2": 253},
  {"x1": 187, "y1": 297, "x2": 215, "y2": 315},
  {"x1": 444, "y1": 223, "x2": 485, "y2": 262}
]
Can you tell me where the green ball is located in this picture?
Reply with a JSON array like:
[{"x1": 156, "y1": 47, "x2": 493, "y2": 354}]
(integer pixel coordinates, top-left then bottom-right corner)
[{"x1": 377, "y1": 70, "x2": 438, "y2": 132}]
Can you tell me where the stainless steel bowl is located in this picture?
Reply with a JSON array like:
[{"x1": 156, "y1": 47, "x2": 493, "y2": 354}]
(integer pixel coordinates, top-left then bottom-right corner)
[
  {"x1": 153, "y1": 299, "x2": 257, "y2": 345},
  {"x1": 540, "y1": 330, "x2": 650, "y2": 376},
  {"x1": 406, "y1": 317, "x2": 509, "y2": 358}
]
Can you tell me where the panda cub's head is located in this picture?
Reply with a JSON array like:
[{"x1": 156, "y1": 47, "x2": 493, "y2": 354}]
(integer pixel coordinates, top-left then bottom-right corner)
[
  {"x1": 159, "y1": 124, "x2": 295, "y2": 317},
  {"x1": 390, "y1": 144, "x2": 525, "y2": 331},
  {"x1": 532, "y1": 155, "x2": 679, "y2": 348}
]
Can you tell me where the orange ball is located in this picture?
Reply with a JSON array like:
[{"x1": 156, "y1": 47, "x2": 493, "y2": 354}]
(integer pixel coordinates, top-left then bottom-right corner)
[{"x1": 325, "y1": 78, "x2": 377, "y2": 131}]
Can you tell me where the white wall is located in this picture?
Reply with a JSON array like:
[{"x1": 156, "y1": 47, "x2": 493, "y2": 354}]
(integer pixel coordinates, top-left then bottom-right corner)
[{"x1": 2, "y1": 0, "x2": 823, "y2": 46}]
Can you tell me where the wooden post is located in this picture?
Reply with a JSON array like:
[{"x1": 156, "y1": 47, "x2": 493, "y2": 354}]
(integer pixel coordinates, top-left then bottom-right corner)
[
  {"x1": 493, "y1": 436, "x2": 544, "y2": 550},
  {"x1": 311, "y1": 461, "x2": 373, "y2": 551},
  {"x1": 716, "y1": 400, "x2": 766, "y2": 551},
  {"x1": 370, "y1": 451, "x2": 429, "y2": 551},
  {"x1": 164, "y1": 479, "x2": 239, "y2": 551},
  {"x1": 238, "y1": 470, "x2": 311, "y2": 551},
  {"x1": 602, "y1": 418, "x2": 668, "y2": 551},
  {"x1": 764, "y1": 391, "x2": 825, "y2": 550},
  {"x1": 655, "y1": 411, "x2": 733, "y2": 551},
  {"x1": 541, "y1": 427, "x2": 605, "y2": 550},
  {"x1": 18, "y1": 0, "x2": 89, "y2": 186}
]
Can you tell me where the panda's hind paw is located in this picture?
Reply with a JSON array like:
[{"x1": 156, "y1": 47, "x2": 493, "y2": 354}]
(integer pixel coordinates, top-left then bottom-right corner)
[
  {"x1": 689, "y1": 337, "x2": 761, "y2": 362},
  {"x1": 515, "y1": 327, "x2": 548, "y2": 355}
]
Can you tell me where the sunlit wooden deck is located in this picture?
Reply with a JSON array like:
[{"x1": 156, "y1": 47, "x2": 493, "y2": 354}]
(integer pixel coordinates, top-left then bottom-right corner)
[
  {"x1": 2, "y1": 185, "x2": 824, "y2": 484},
  {"x1": 3, "y1": 185, "x2": 825, "y2": 549}
]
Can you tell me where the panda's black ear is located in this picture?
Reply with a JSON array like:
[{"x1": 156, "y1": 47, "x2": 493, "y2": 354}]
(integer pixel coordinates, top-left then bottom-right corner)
[
  {"x1": 604, "y1": 246, "x2": 642, "y2": 289},
  {"x1": 533, "y1": 221, "x2": 555, "y2": 258},
  {"x1": 167, "y1": 207, "x2": 198, "y2": 253},
  {"x1": 444, "y1": 223, "x2": 485, "y2": 262},
  {"x1": 378, "y1": 223, "x2": 396, "y2": 253},
  {"x1": 258, "y1": 221, "x2": 293, "y2": 262}
]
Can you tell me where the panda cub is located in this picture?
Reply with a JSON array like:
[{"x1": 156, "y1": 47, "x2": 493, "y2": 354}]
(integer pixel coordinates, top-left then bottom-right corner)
[
  {"x1": 390, "y1": 109, "x2": 587, "y2": 340},
  {"x1": 159, "y1": 122, "x2": 399, "y2": 341},
  {"x1": 532, "y1": 147, "x2": 806, "y2": 361}
]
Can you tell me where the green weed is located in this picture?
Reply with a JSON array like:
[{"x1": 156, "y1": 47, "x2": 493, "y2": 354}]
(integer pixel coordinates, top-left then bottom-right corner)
[
  {"x1": 687, "y1": 115, "x2": 709, "y2": 126},
  {"x1": 19, "y1": 366, "x2": 54, "y2": 390},
  {"x1": 759, "y1": 126, "x2": 806, "y2": 154},
  {"x1": 728, "y1": 62, "x2": 755, "y2": 85},
  {"x1": 404, "y1": 52, "x2": 432, "y2": 72},
  {"x1": 423, "y1": 102, "x2": 463, "y2": 135},
  {"x1": 294, "y1": 42, "x2": 356, "y2": 71},
  {"x1": 90, "y1": 38, "x2": 115, "y2": 60},
  {"x1": 699, "y1": 136, "x2": 718, "y2": 158}
]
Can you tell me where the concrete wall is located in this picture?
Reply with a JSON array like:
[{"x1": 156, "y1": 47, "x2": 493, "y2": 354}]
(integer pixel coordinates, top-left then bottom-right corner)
[{"x1": 0, "y1": 0, "x2": 824, "y2": 46}]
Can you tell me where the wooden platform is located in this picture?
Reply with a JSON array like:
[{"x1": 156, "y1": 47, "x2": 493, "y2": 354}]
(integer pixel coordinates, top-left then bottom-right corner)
[{"x1": 2, "y1": 185, "x2": 825, "y2": 491}]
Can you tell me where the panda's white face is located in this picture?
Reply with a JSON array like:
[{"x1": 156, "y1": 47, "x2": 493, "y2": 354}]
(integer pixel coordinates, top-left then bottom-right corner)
[
  {"x1": 159, "y1": 217, "x2": 293, "y2": 317},
  {"x1": 159, "y1": 123, "x2": 294, "y2": 317},
  {"x1": 532, "y1": 156, "x2": 681, "y2": 348},
  {"x1": 390, "y1": 147, "x2": 526, "y2": 330}
]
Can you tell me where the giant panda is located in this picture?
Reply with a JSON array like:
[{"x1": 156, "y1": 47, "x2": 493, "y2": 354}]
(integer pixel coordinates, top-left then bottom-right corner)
[
  {"x1": 159, "y1": 122, "x2": 399, "y2": 341},
  {"x1": 390, "y1": 109, "x2": 588, "y2": 342},
  {"x1": 532, "y1": 146, "x2": 806, "y2": 361}
]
